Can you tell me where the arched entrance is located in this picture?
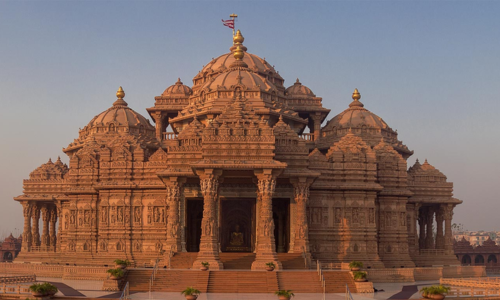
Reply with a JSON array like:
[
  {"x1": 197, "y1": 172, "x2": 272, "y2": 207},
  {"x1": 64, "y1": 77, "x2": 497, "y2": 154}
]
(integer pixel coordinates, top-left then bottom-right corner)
[
  {"x1": 221, "y1": 199, "x2": 255, "y2": 252},
  {"x1": 475, "y1": 255, "x2": 485, "y2": 265},
  {"x1": 488, "y1": 254, "x2": 497, "y2": 264},
  {"x1": 462, "y1": 254, "x2": 471, "y2": 265},
  {"x1": 3, "y1": 252, "x2": 13, "y2": 261}
]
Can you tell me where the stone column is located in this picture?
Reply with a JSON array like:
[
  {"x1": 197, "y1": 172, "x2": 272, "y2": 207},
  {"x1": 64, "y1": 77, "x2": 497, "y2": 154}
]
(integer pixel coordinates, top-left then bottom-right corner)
[
  {"x1": 55, "y1": 201, "x2": 63, "y2": 251},
  {"x1": 443, "y1": 204, "x2": 454, "y2": 255},
  {"x1": 165, "y1": 179, "x2": 184, "y2": 253},
  {"x1": 154, "y1": 112, "x2": 164, "y2": 141},
  {"x1": 41, "y1": 205, "x2": 50, "y2": 247},
  {"x1": 418, "y1": 207, "x2": 426, "y2": 250},
  {"x1": 193, "y1": 172, "x2": 223, "y2": 269},
  {"x1": 21, "y1": 202, "x2": 32, "y2": 251},
  {"x1": 292, "y1": 181, "x2": 311, "y2": 254},
  {"x1": 311, "y1": 114, "x2": 322, "y2": 141},
  {"x1": 425, "y1": 207, "x2": 435, "y2": 249},
  {"x1": 49, "y1": 206, "x2": 57, "y2": 248},
  {"x1": 254, "y1": 194, "x2": 261, "y2": 253},
  {"x1": 435, "y1": 207, "x2": 444, "y2": 250},
  {"x1": 31, "y1": 204, "x2": 41, "y2": 247},
  {"x1": 251, "y1": 173, "x2": 281, "y2": 270}
]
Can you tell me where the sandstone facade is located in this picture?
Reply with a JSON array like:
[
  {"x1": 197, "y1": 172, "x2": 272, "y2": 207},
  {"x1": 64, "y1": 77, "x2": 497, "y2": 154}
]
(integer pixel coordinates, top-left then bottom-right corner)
[{"x1": 14, "y1": 30, "x2": 461, "y2": 269}]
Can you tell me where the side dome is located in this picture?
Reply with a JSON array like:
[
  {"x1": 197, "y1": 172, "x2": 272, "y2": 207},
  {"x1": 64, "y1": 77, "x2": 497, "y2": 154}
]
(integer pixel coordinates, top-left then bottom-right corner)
[
  {"x1": 64, "y1": 87, "x2": 156, "y2": 153},
  {"x1": 319, "y1": 89, "x2": 413, "y2": 158},
  {"x1": 192, "y1": 30, "x2": 284, "y2": 92},
  {"x1": 162, "y1": 78, "x2": 192, "y2": 97},
  {"x1": 285, "y1": 79, "x2": 316, "y2": 98},
  {"x1": 29, "y1": 157, "x2": 68, "y2": 180}
]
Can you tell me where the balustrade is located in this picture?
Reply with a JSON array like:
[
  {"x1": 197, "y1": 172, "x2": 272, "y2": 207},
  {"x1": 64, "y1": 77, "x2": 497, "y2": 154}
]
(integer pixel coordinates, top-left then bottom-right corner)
[
  {"x1": 163, "y1": 132, "x2": 178, "y2": 140},
  {"x1": 299, "y1": 133, "x2": 314, "y2": 141}
]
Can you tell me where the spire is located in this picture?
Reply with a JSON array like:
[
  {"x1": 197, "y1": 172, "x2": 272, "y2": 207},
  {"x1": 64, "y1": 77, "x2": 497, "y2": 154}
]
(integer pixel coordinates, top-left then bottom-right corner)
[
  {"x1": 176, "y1": 78, "x2": 183, "y2": 85},
  {"x1": 295, "y1": 78, "x2": 301, "y2": 85},
  {"x1": 349, "y1": 88, "x2": 364, "y2": 108},
  {"x1": 113, "y1": 86, "x2": 128, "y2": 107}
]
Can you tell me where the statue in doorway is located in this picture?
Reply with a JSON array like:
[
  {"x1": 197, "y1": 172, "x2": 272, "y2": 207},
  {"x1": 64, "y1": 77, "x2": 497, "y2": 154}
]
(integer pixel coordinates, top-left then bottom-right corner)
[{"x1": 229, "y1": 224, "x2": 244, "y2": 246}]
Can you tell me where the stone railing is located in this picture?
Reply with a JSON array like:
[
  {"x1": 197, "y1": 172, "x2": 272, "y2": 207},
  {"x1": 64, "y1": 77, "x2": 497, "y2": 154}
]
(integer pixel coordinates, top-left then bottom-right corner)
[
  {"x1": 30, "y1": 246, "x2": 56, "y2": 252},
  {"x1": 0, "y1": 283, "x2": 31, "y2": 295},
  {"x1": 0, "y1": 262, "x2": 108, "y2": 280},
  {"x1": 441, "y1": 277, "x2": 500, "y2": 288},
  {"x1": 163, "y1": 132, "x2": 178, "y2": 140},
  {"x1": 365, "y1": 266, "x2": 486, "y2": 283},
  {"x1": 420, "y1": 249, "x2": 445, "y2": 255},
  {"x1": 299, "y1": 133, "x2": 314, "y2": 141},
  {"x1": 0, "y1": 275, "x2": 36, "y2": 284},
  {"x1": 447, "y1": 287, "x2": 500, "y2": 297}
]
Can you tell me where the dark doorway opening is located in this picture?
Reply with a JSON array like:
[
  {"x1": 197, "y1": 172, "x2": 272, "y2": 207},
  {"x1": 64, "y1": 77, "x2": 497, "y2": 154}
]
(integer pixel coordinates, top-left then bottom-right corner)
[
  {"x1": 221, "y1": 199, "x2": 255, "y2": 252},
  {"x1": 186, "y1": 199, "x2": 203, "y2": 252},
  {"x1": 273, "y1": 198, "x2": 290, "y2": 253},
  {"x1": 462, "y1": 254, "x2": 471, "y2": 265}
]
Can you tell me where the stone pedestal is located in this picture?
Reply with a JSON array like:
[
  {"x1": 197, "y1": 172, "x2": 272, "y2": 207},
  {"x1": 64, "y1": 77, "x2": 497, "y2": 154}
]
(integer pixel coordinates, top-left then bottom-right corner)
[{"x1": 102, "y1": 278, "x2": 122, "y2": 291}]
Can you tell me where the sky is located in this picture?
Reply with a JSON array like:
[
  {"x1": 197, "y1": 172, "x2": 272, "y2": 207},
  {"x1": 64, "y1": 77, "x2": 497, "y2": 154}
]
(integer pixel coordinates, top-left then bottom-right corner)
[{"x1": 0, "y1": 0, "x2": 499, "y2": 237}]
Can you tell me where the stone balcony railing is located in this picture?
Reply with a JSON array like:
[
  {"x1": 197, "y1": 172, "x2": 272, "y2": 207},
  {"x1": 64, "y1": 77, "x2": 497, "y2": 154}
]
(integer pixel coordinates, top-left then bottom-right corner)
[
  {"x1": 299, "y1": 133, "x2": 314, "y2": 141},
  {"x1": 163, "y1": 132, "x2": 178, "y2": 140},
  {"x1": 420, "y1": 249, "x2": 445, "y2": 255}
]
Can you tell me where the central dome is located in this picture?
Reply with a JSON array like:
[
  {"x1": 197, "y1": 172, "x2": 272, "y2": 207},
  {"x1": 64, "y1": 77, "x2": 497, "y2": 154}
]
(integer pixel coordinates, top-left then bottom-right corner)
[{"x1": 192, "y1": 30, "x2": 284, "y2": 92}]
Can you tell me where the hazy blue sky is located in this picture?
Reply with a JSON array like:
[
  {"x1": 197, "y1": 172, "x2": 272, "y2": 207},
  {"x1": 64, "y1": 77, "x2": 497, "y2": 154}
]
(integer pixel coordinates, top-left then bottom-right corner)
[{"x1": 0, "y1": 1, "x2": 499, "y2": 237}]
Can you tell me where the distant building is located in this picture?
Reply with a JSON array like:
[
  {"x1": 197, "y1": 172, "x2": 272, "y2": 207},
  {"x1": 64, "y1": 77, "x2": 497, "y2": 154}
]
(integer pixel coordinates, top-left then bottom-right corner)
[{"x1": 0, "y1": 234, "x2": 22, "y2": 262}]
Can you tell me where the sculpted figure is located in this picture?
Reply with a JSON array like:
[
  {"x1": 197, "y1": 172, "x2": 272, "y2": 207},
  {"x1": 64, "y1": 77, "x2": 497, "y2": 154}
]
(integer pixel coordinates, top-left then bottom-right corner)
[
  {"x1": 117, "y1": 208, "x2": 123, "y2": 222},
  {"x1": 70, "y1": 212, "x2": 75, "y2": 224},
  {"x1": 229, "y1": 225, "x2": 244, "y2": 246},
  {"x1": 134, "y1": 207, "x2": 141, "y2": 222},
  {"x1": 160, "y1": 208, "x2": 165, "y2": 223}
]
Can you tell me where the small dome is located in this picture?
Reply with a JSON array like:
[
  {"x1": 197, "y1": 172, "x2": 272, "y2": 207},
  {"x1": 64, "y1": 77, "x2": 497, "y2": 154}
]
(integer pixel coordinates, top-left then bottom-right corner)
[
  {"x1": 407, "y1": 159, "x2": 447, "y2": 183},
  {"x1": 74, "y1": 87, "x2": 155, "y2": 144},
  {"x1": 29, "y1": 157, "x2": 68, "y2": 180},
  {"x1": 162, "y1": 78, "x2": 192, "y2": 97},
  {"x1": 200, "y1": 68, "x2": 278, "y2": 93},
  {"x1": 285, "y1": 79, "x2": 316, "y2": 98}
]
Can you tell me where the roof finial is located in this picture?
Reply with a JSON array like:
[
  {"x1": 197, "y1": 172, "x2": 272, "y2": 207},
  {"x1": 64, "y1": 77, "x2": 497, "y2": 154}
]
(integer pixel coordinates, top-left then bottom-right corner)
[
  {"x1": 113, "y1": 86, "x2": 128, "y2": 107},
  {"x1": 176, "y1": 78, "x2": 182, "y2": 84},
  {"x1": 349, "y1": 88, "x2": 364, "y2": 108},
  {"x1": 233, "y1": 29, "x2": 244, "y2": 45},
  {"x1": 234, "y1": 45, "x2": 244, "y2": 61}
]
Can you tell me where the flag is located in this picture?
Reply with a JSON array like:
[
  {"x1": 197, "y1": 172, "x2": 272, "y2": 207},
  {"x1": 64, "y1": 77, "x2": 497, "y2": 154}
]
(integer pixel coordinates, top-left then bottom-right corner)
[{"x1": 222, "y1": 19, "x2": 234, "y2": 29}]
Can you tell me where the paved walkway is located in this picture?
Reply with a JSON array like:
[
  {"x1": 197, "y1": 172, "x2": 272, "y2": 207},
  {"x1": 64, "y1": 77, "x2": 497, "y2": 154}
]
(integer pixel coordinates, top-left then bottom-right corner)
[{"x1": 34, "y1": 277, "x2": 439, "y2": 300}]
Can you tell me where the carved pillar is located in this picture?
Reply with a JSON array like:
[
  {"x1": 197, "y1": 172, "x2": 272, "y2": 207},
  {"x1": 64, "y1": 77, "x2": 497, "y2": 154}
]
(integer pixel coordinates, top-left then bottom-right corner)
[
  {"x1": 311, "y1": 114, "x2": 322, "y2": 141},
  {"x1": 49, "y1": 206, "x2": 57, "y2": 248},
  {"x1": 254, "y1": 194, "x2": 261, "y2": 253},
  {"x1": 413, "y1": 203, "x2": 421, "y2": 254},
  {"x1": 154, "y1": 112, "x2": 164, "y2": 141},
  {"x1": 292, "y1": 181, "x2": 311, "y2": 255},
  {"x1": 41, "y1": 205, "x2": 50, "y2": 247},
  {"x1": 435, "y1": 207, "x2": 444, "y2": 250},
  {"x1": 21, "y1": 202, "x2": 32, "y2": 251},
  {"x1": 31, "y1": 204, "x2": 41, "y2": 247},
  {"x1": 425, "y1": 206, "x2": 435, "y2": 249},
  {"x1": 251, "y1": 173, "x2": 281, "y2": 270},
  {"x1": 418, "y1": 207, "x2": 426, "y2": 250},
  {"x1": 165, "y1": 179, "x2": 184, "y2": 253},
  {"x1": 55, "y1": 201, "x2": 63, "y2": 251},
  {"x1": 193, "y1": 172, "x2": 223, "y2": 269},
  {"x1": 443, "y1": 204, "x2": 454, "y2": 255}
]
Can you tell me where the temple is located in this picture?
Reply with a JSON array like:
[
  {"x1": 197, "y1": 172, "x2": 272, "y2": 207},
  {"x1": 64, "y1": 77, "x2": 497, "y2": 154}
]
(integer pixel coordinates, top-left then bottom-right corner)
[{"x1": 13, "y1": 30, "x2": 462, "y2": 269}]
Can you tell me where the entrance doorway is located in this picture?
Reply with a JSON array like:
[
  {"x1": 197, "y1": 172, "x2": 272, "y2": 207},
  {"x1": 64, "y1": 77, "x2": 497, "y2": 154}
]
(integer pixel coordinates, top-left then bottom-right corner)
[
  {"x1": 186, "y1": 199, "x2": 203, "y2": 252},
  {"x1": 273, "y1": 198, "x2": 290, "y2": 253},
  {"x1": 220, "y1": 199, "x2": 255, "y2": 252}
]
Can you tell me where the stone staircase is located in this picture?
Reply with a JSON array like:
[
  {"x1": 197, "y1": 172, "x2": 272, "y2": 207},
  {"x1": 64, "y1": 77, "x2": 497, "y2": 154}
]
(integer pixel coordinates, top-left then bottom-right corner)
[
  {"x1": 277, "y1": 271, "x2": 323, "y2": 293},
  {"x1": 207, "y1": 271, "x2": 278, "y2": 293},
  {"x1": 125, "y1": 269, "x2": 357, "y2": 294},
  {"x1": 220, "y1": 253, "x2": 256, "y2": 269},
  {"x1": 277, "y1": 253, "x2": 307, "y2": 269},
  {"x1": 323, "y1": 271, "x2": 357, "y2": 293}
]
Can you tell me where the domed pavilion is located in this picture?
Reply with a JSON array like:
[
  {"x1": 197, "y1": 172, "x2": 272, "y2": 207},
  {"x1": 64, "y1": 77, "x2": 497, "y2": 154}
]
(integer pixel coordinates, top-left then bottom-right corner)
[{"x1": 14, "y1": 30, "x2": 461, "y2": 269}]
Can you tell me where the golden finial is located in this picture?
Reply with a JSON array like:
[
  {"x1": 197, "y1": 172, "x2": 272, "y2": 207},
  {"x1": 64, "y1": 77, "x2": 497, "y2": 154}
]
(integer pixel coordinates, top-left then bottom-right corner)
[
  {"x1": 352, "y1": 88, "x2": 360, "y2": 101},
  {"x1": 233, "y1": 29, "x2": 244, "y2": 45},
  {"x1": 113, "y1": 86, "x2": 128, "y2": 107},
  {"x1": 233, "y1": 45, "x2": 244, "y2": 61},
  {"x1": 116, "y1": 86, "x2": 125, "y2": 99}
]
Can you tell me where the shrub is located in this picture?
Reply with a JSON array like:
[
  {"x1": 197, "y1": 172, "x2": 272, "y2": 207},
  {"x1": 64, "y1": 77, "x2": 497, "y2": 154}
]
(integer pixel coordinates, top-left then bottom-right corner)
[
  {"x1": 181, "y1": 287, "x2": 201, "y2": 296},
  {"x1": 348, "y1": 261, "x2": 363, "y2": 269},
  {"x1": 201, "y1": 262, "x2": 209, "y2": 268},
  {"x1": 107, "y1": 268, "x2": 124, "y2": 278},
  {"x1": 420, "y1": 285, "x2": 451, "y2": 296},
  {"x1": 275, "y1": 290, "x2": 295, "y2": 298},
  {"x1": 114, "y1": 259, "x2": 131, "y2": 266},
  {"x1": 353, "y1": 271, "x2": 367, "y2": 280},
  {"x1": 266, "y1": 262, "x2": 276, "y2": 268}
]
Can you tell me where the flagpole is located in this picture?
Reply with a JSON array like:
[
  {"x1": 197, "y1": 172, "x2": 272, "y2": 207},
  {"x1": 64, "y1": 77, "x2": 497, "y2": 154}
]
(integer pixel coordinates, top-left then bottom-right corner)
[{"x1": 230, "y1": 13, "x2": 238, "y2": 37}]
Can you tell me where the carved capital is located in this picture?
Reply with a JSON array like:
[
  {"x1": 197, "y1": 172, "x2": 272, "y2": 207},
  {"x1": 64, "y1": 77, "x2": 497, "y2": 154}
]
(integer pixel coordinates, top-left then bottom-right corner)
[
  {"x1": 200, "y1": 175, "x2": 219, "y2": 199},
  {"x1": 293, "y1": 181, "x2": 311, "y2": 204},
  {"x1": 257, "y1": 176, "x2": 276, "y2": 198},
  {"x1": 41, "y1": 205, "x2": 50, "y2": 222},
  {"x1": 31, "y1": 204, "x2": 40, "y2": 219},
  {"x1": 442, "y1": 204, "x2": 454, "y2": 220},
  {"x1": 22, "y1": 202, "x2": 31, "y2": 218},
  {"x1": 166, "y1": 181, "x2": 182, "y2": 201}
]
